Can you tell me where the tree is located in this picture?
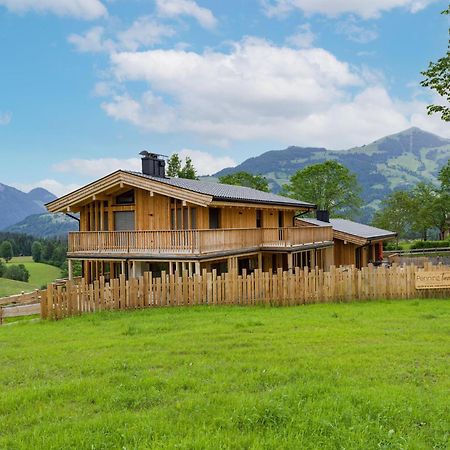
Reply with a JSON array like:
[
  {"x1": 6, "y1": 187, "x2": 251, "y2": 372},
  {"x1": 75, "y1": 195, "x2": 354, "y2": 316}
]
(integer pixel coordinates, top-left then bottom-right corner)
[
  {"x1": 281, "y1": 161, "x2": 362, "y2": 218},
  {"x1": 178, "y1": 156, "x2": 198, "y2": 180},
  {"x1": 219, "y1": 172, "x2": 270, "y2": 192},
  {"x1": 31, "y1": 241, "x2": 43, "y2": 263},
  {"x1": 409, "y1": 182, "x2": 438, "y2": 240},
  {"x1": 0, "y1": 240, "x2": 13, "y2": 262},
  {"x1": 372, "y1": 190, "x2": 413, "y2": 244},
  {"x1": 421, "y1": 6, "x2": 450, "y2": 122},
  {"x1": 3, "y1": 264, "x2": 29, "y2": 282},
  {"x1": 167, "y1": 153, "x2": 198, "y2": 180},
  {"x1": 167, "y1": 154, "x2": 182, "y2": 177}
]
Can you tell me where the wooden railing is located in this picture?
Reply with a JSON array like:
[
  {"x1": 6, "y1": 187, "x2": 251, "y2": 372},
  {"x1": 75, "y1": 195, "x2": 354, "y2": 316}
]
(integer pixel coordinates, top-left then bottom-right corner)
[{"x1": 68, "y1": 226, "x2": 333, "y2": 256}]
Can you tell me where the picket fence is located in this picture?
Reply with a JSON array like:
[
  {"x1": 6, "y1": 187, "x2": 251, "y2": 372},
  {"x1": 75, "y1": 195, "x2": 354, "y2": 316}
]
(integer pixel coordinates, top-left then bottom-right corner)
[{"x1": 41, "y1": 263, "x2": 450, "y2": 320}]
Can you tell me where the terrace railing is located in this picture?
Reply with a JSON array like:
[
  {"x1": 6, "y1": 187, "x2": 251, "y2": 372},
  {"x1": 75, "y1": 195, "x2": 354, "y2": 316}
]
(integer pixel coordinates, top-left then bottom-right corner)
[{"x1": 68, "y1": 226, "x2": 333, "y2": 256}]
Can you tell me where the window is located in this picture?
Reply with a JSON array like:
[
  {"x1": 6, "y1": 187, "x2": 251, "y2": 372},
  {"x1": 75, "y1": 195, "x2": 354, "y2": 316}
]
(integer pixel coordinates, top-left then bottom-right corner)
[
  {"x1": 114, "y1": 211, "x2": 135, "y2": 231},
  {"x1": 256, "y1": 210, "x2": 263, "y2": 228},
  {"x1": 191, "y1": 208, "x2": 197, "y2": 229},
  {"x1": 115, "y1": 190, "x2": 135, "y2": 205},
  {"x1": 209, "y1": 208, "x2": 221, "y2": 229}
]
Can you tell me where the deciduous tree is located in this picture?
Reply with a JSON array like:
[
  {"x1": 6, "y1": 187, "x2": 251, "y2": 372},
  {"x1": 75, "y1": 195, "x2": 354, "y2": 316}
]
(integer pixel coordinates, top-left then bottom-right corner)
[
  {"x1": 219, "y1": 172, "x2": 269, "y2": 192},
  {"x1": 0, "y1": 240, "x2": 13, "y2": 262},
  {"x1": 421, "y1": 6, "x2": 450, "y2": 121},
  {"x1": 281, "y1": 161, "x2": 362, "y2": 218}
]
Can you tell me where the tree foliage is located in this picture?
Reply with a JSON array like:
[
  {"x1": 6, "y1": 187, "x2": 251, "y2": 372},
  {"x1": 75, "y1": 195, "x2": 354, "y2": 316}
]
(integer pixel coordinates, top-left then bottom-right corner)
[
  {"x1": 218, "y1": 172, "x2": 270, "y2": 192},
  {"x1": 421, "y1": 6, "x2": 450, "y2": 121},
  {"x1": 167, "y1": 154, "x2": 198, "y2": 179},
  {"x1": 0, "y1": 241, "x2": 13, "y2": 262},
  {"x1": 281, "y1": 161, "x2": 362, "y2": 218},
  {"x1": 167, "y1": 154, "x2": 182, "y2": 177},
  {"x1": 3, "y1": 264, "x2": 30, "y2": 282},
  {"x1": 32, "y1": 241, "x2": 43, "y2": 263},
  {"x1": 373, "y1": 161, "x2": 450, "y2": 240}
]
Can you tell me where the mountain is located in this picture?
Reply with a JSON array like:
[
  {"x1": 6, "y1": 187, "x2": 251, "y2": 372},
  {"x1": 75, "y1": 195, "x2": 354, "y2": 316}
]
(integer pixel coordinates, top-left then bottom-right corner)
[
  {"x1": 0, "y1": 183, "x2": 57, "y2": 230},
  {"x1": 215, "y1": 127, "x2": 450, "y2": 221},
  {"x1": 4, "y1": 213, "x2": 79, "y2": 238}
]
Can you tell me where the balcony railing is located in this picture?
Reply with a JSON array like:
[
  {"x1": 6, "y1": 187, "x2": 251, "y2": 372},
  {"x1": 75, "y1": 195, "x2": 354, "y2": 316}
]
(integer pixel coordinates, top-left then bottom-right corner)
[{"x1": 68, "y1": 226, "x2": 333, "y2": 257}]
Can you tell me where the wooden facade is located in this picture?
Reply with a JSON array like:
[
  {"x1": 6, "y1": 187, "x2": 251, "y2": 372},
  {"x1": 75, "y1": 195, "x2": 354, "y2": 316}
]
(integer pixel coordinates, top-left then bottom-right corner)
[{"x1": 47, "y1": 170, "x2": 335, "y2": 282}]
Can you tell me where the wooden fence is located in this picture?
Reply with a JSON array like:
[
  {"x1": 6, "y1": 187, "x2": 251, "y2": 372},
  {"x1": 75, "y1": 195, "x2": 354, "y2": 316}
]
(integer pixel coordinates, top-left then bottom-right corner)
[
  {"x1": 0, "y1": 290, "x2": 45, "y2": 324},
  {"x1": 41, "y1": 263, "x2": 450, "y2": 320}
]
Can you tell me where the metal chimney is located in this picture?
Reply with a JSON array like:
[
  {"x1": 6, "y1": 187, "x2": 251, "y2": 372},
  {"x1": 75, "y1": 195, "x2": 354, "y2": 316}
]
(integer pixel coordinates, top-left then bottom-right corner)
[
  {"x1": 316, "y1": 210, "x2": 330, "y2": 223},
  {"x1": 139, "y1": 151, "x2": 166, "y2": 178}
]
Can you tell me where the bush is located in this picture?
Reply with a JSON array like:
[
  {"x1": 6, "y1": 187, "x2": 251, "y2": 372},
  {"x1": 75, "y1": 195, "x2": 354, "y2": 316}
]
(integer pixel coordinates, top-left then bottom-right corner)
[
  {"x1": 3, "y1": 264, "x2": 30, "y2": 282},
  {"x1": 0, "y1": 259, "x2": 5, "y2": 277},
  {"x1": 410, "y1": 240, "x2": 450, "y2": 249}
]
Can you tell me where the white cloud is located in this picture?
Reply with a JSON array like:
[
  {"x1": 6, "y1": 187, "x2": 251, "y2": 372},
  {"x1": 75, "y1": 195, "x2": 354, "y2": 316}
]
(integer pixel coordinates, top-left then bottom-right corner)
[
  {"x1": 11, "y1": 180, "x2": 82, "y2": 197},
  {"x1": 262, "y1": 0, "x2": 437, "y2": 19},
  {"x1": 0, "y1": 0, "x2": 107, "y2": 20},
  {"x1": 98, "y1": 36, "x2": 450, "y2": 149},
  {"x1": 156, "y1": 0, "x2": 217, "y2": 29},
  {"x1": 0, "y1": 111, "x2": 11, "y2": 125},
  {"x1": 116, "y1": 16, "x2": 176, "y2": 51},
  {"x1": 176, "y1": 149, "x2": 236, "y2": 175},
  {"x1": 68, "y1": 26, "x2": 114, "y2": 53},
  {"x1": 336, "y1": 17, "x2": 379, "y2": 43},
  {"x1": 68, "y1": 17, "x2": 175, "y2": 53},
  {"x1": 50, "y1": 150, "x2": 233, "y2": 181},
  {"x1": 52, "y1": 157, "x2": 141, "y2": 177},
  {"x1": 286, "y1": 24, "x2": 315, "y2": 48}
]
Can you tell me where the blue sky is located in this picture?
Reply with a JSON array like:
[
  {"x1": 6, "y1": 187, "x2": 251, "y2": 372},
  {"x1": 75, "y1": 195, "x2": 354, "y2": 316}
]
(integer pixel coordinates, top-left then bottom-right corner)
[{"x1": 0, "y1": 0, "x2": 448, "y2": 196}]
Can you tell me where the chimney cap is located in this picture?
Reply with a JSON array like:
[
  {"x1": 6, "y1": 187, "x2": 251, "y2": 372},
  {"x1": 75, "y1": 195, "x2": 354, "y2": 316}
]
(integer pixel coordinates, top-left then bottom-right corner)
[{"x1": 139, "y1": 150, "x2": 168, "y2": 158}]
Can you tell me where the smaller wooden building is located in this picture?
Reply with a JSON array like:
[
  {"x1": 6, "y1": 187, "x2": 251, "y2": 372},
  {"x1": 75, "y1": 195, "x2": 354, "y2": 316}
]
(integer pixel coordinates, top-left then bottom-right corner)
[{"x1": 297, "y1": 217, "x2": 397, "y2": 268}]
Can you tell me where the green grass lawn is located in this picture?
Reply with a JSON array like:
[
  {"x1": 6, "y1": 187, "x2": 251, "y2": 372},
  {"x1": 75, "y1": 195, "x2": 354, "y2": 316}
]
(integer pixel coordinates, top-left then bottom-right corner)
[
  {"x1": 0, "y1": 300, "x2": 449, "y2": 449},
  {"x1": 0, "y1": 257, "x2": 62, "y2": 297}
]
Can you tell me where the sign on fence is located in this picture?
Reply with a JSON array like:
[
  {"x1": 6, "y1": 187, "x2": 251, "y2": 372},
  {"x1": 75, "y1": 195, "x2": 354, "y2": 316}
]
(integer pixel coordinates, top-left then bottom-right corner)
[{"x1": 415, "y1": 271, "x2": 450, "y2": 289}]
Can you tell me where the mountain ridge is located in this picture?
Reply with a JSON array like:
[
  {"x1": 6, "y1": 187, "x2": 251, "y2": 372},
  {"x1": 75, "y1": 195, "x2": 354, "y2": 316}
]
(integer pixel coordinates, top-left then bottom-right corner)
[{"x1": 214, "y1": 127, "x2": 450, "y2": 221}]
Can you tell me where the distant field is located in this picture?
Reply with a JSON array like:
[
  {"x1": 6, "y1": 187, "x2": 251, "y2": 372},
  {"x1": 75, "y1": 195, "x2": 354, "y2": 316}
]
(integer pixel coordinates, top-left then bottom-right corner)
[
  {"x1": 0, "y1": 257, "x2": 61, "y2": 297},
  {"x1": 0, "y1": 300, "x2": 448, "y2": 449}
]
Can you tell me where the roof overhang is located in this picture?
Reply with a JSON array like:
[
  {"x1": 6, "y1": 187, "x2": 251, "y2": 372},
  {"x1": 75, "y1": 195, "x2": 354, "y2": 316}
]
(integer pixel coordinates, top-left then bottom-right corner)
[
  {"x1": 333, "y1": 230, "x2": 397, "y2": 246},
  {"x1": 46, "y1": 171, "x2": 213, "y2": 213}
]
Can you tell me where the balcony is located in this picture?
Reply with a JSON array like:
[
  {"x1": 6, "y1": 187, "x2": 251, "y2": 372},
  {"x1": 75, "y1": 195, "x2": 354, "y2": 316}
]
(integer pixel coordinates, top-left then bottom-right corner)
[{"x1": 68, "y1": 226, "x2": 333, "y2": 259}]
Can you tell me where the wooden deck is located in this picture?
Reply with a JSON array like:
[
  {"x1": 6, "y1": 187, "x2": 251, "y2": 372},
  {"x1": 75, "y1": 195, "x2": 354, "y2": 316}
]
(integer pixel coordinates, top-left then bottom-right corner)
[{"x1": 68, "y1": 226, "x2": 333, "y2": 258}]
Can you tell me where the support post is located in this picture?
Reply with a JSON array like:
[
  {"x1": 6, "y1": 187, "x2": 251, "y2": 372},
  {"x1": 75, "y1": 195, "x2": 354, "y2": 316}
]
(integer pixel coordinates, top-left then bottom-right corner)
[{"x1": 68, "y1": 259, "x2": 73, "y2": 281}]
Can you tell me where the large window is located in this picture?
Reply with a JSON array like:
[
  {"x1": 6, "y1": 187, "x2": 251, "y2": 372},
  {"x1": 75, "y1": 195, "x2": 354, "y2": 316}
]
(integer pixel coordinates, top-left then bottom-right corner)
[{"x1": 114, "y1": 211, "x2": 135, "y2": 231}]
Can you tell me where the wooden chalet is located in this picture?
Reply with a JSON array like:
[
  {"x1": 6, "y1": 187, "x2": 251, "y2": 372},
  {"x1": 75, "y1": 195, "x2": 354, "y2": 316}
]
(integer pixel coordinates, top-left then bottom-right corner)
[
  {"x1": 47, "y1": 153, "x2": 334, "y2": 282},
  {"x1": 297, "y1": 215, "x2": 397, "y2": 268}
]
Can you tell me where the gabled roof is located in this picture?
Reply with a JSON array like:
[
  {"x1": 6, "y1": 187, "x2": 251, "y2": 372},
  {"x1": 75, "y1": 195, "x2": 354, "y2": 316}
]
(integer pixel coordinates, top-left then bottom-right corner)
[
  {"x1": 126, "y1": 171, "x2": 314, "y2": 208},
  {"x1": 298, "y1": 218, "x2": 397, "y2": 244},
  {"x1": 46, "y1": 170, "x2": 314, "y2": 213}
]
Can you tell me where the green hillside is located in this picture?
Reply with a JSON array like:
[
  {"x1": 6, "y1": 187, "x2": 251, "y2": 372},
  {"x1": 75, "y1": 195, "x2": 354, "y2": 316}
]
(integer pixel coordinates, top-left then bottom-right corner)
[
  {"x1": 0, "y1": 257, "x2": 62, "y2": 297},
  {"x1": 215, "y1": 127, "x2": 450, "y2": 221}
]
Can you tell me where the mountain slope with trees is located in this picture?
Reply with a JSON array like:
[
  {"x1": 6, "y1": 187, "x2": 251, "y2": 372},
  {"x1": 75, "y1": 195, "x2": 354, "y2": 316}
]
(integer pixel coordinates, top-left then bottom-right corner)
[{"x1": 214, "y1": 127, "x2": 450, "y2": 221}]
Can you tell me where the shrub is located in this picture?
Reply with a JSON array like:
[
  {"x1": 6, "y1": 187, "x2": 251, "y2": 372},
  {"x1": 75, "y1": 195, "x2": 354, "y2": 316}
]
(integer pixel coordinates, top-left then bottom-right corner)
[
  {"x1": 0, "y1": 259, "x2": 5, "y2": 277},
  {"x1": 3, "y1": 264, "x2": 30, "y2": 282},
  {"x1": 410, "y1": 240, "x2": 450, "y2": 249}
]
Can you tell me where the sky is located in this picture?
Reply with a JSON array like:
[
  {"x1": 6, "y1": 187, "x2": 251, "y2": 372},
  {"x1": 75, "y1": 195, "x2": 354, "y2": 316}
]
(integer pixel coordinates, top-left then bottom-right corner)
[{"x1": 0, "y1": 0, "x2": 449, "y2": 196}]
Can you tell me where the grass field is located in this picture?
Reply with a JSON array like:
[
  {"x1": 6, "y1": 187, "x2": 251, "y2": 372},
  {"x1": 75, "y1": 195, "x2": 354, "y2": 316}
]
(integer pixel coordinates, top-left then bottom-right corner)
[
  {"x1": 0, "y1": 300, "x2": 449, "y2": 449},
  {"x1": 0, "y1": 256, "x2": 61, "y2": 297}
]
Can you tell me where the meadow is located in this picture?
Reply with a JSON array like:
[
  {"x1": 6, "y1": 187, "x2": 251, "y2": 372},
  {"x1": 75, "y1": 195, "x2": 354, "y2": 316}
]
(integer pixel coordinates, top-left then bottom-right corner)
[
  {"x1": 0, "y1": 299, "x2": 449, "y2": 449},
  {"x1": 0, "y1": 256, "x2": 61, "y2": 297}
]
